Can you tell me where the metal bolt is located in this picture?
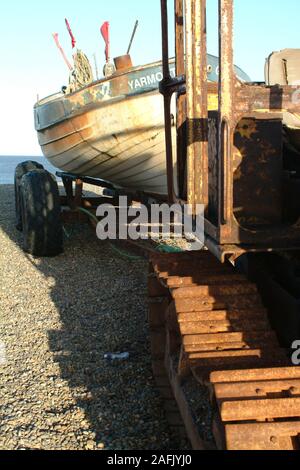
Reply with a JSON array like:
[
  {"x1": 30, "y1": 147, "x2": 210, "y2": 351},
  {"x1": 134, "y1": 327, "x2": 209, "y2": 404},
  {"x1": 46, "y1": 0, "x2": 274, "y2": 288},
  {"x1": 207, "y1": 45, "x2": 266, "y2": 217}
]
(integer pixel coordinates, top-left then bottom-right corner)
[{"x1": 270, "y1": 436, "x2": 278, "y2": 445}]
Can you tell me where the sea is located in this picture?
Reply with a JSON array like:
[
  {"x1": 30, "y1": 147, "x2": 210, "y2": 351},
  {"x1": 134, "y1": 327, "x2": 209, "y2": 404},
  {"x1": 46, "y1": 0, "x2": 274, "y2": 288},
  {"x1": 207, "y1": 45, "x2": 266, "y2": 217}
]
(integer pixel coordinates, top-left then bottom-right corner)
[{"x1": 0, "y1": 156, "x2": 57, "y2": 185}]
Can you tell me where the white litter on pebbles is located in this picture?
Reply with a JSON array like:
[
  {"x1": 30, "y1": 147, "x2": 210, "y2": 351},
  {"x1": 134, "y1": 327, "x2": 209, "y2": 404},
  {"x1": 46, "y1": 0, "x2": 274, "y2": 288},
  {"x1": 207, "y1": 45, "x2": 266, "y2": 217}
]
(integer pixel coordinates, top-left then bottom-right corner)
[{"x1": 0, "y1": 185, "x2": 185, "y2": 451}]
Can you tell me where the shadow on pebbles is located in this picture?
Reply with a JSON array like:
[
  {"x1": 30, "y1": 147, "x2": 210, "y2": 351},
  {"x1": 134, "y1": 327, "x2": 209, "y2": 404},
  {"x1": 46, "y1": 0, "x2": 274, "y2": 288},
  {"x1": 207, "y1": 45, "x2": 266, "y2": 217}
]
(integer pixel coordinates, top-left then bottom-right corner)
[{"x1": 0, "y1": 185, "x2": 187, "y2": 451}]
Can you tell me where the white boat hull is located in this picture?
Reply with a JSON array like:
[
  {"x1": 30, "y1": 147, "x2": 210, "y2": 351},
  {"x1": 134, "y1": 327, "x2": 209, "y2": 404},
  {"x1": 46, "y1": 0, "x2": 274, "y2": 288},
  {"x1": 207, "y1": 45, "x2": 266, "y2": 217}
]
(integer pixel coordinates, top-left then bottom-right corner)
[
  {"x1": 34, "y1": 57, "x2": 247, "y2": 196},
  {"x1": 37, "y1": 90, "x2": 176, "y2": 195}
]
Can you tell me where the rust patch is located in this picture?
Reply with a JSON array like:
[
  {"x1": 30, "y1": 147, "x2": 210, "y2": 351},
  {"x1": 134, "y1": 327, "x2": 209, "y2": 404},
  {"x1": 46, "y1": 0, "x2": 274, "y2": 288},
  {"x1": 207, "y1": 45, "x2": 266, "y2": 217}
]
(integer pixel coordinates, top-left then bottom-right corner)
[{"x1": 236, "y1": 119, "x2": 258, "y2": 140}]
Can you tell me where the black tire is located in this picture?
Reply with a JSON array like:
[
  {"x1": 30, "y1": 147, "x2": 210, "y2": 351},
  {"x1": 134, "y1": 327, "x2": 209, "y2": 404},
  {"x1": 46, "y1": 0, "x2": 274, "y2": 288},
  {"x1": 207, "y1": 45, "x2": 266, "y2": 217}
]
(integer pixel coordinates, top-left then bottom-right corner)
[
  {"x1": 20, "y1": 169, "x2": 63, "y2": 257},
  {"x1": 15, "y1": 161, "x2": 44, "y2": 231}
]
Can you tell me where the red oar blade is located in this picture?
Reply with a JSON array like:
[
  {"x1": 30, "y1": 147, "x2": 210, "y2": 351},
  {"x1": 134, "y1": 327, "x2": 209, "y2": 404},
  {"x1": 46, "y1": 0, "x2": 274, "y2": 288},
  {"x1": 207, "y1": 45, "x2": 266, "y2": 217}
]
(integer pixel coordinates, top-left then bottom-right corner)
[
  {"x1": 65, "y1": 18, "x2": 76, "y2": 49},
  {"x1": 100, "y1": 21, "x2": 110, "y2": 62}
]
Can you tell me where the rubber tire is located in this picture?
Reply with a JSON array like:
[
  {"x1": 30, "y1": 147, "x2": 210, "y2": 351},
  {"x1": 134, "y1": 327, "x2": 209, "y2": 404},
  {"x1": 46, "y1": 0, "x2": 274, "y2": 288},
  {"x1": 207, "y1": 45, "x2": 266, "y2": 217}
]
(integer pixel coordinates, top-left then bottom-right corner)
[
  {"x1": 20, "y1": 169, "x2": 63, "y2": 257},
  {"x1": 15, "y1": 161, "x2": 44, "y2": 231}
]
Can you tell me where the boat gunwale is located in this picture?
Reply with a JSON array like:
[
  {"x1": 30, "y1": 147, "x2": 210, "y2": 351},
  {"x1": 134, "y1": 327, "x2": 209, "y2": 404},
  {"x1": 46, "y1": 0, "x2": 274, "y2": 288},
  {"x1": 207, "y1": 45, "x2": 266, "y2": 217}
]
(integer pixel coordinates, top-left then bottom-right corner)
[
  {"x1": 34, "y1": 58, "x2": 175, "y2": 109},
  {"x1": 34, "y1": 53, "x2": 250, "y2": 109},
  {"x1": 34, "y1": 54, "x2": 250, "y2": 133}
]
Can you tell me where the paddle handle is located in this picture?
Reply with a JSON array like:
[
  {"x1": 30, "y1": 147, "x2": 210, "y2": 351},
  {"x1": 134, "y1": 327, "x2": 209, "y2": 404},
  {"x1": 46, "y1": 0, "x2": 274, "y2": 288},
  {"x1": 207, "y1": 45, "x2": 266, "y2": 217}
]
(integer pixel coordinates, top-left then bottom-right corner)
[
  {"x1": 127, "y1": 20, "x2": 139, "y2": 55},
  {"x1": 52, "y1": 33, "x2": 73, "y2": 71}
]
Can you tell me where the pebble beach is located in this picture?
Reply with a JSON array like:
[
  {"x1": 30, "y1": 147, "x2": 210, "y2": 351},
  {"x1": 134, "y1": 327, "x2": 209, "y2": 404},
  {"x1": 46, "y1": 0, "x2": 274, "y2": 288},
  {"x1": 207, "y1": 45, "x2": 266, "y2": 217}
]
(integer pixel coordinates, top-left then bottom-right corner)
[{"x1": 0, "y1": 184, "x2": 182, "y2": 450}]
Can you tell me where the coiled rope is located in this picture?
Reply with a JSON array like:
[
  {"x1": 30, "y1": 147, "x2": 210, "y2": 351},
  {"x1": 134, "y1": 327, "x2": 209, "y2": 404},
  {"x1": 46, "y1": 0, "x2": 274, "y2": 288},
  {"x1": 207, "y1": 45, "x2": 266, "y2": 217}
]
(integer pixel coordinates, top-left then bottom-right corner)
[{"x1": 67, "y1": 50, "x2": 94, "y2": 93}]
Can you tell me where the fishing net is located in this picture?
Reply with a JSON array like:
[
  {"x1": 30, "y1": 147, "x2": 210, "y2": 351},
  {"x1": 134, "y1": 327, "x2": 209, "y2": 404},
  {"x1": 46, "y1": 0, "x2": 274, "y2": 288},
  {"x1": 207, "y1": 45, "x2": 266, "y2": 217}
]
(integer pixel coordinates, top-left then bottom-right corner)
[{"x1": 66, "y1": 50, "x2": 94, "y2": 93}]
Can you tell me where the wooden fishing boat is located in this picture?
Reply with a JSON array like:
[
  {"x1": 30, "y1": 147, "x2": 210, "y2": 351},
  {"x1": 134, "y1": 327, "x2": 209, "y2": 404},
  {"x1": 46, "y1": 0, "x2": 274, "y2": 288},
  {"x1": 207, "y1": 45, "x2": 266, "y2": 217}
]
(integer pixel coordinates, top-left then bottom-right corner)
[{"x1": 34, "y1": 55, "x2": 250, "y2": 196}]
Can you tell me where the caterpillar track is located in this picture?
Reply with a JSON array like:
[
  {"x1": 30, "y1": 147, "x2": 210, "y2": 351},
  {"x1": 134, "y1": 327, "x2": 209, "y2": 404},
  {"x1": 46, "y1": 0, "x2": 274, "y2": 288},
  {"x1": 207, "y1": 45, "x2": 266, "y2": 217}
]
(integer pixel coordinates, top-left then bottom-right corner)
[{"x1": 148, "y1": 251, "x2": 300, "y2": 450}]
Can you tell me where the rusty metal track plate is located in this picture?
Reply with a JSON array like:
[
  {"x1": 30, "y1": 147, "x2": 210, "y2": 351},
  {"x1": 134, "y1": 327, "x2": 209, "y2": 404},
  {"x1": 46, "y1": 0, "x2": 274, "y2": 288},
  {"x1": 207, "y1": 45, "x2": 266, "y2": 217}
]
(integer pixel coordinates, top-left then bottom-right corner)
[
  {"x1": 211, "y1": 367, "x2": 300, "y2": 450},
  {"x1": 148, "y1": 252, "x2": 300, "y2": 450}
]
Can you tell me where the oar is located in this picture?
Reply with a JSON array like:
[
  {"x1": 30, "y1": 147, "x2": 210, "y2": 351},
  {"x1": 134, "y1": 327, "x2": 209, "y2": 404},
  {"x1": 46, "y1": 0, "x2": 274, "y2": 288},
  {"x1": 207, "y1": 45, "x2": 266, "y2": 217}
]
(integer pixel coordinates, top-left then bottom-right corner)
[
  {"x1": 100, "y1": 21, "x2": 110, "y2": 63},
  {"x1": 65, "y1": 18, "x2": 77, "y2": 50},
  {"x1": 127, "y1": 20, "x2": 139, "y2": 55},
  {"x1": 52, "y1": 33, "x2": 73, "y2": 71}
]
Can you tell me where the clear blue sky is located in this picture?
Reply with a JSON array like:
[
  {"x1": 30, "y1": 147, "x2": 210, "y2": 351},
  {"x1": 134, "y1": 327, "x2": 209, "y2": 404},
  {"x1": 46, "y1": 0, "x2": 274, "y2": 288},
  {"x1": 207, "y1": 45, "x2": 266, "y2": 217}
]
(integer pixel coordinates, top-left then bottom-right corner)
[{"x1": 1, "y1": 0, "x2": 299, "y2": 156}]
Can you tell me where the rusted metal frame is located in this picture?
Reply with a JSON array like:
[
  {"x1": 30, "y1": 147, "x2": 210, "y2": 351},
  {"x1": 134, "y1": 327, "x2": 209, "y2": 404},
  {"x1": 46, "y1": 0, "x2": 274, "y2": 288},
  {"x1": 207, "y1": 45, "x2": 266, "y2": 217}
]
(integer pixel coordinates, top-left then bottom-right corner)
[
  {"x1": 60, "y1": 175, "x2": 83, "y2": 209},
  {"x1": 56, "y1": 172, "x2": 115, "y2": 190},
  {"x1": 59, "y1": 170, "x2": 175, "y2": 210},
  {"x1": 218, "y1": 0, "x2": 235, "y2": 234},
  {"x1": 159, "y1": 76, "x2": 186, "y2": 95},
  {"x1": 211, "y1": 0, "x2": 298, "y2": 247},
  {"x1": 74, "y1": 179, "x2": 83, "y2": 207},
  {"x1": 200, "y1": 0, "x2": 234, "y2": 245},
  {"x1": 219, "y1": 219, "x2": 300, "y2": 245},
  {"x1": 150, "y1": 258, "x2": 300, "y2": 450},
  {"x1": 221, "y1": 219, "x2": 300, "y2": 245},
  {"x1": 61, "y1": 175, "x2": 75, "y2": 209},
  {"x1": 160, "y1": 0, "x2": 177, "y2": 204},
  {"x1": 173, "y1": 80, "x2": 218, "y2": 99},
  {"x1": 211, "y1": 79, "x2": 300, "y2": 246},
  {"x1": 175, "y1": 0, "x2": 187, "y2": 198},
  {"x1": 221, "y1": 398, "x2": 300, "y2": 422},
  {"x1": 164, "y1": 329, "x2": 207, "y2": 449},
  {"x1": 178, "y1": 346, "x2": 191, "y2": 380},
  {"x1": 175, "y1": 0, "x2": 185, "y2": 78},
  {"x1": 213, "y1": 104, "x2": 300, "y2": 246},
  {"x1": 194, "y1": 0, "x2": 209, "y2": 212},
  {"x1": 60, "y1": 196, "x2": 117, "y2": 208},
  {"x1": 59, "y1": 170, "x2": 117, "y2": 211},
  {"x1": 204, "y1": 218, "x2": 220, "y2": 241},
  {"x1": 234, "y1": 82, "x2": 300, "y2": 114},
  {"x1": 204, "y1": 239, "x2": 300, "y2": 265},
  {"x1": 185, "y1": 0, "x2": 194, "y2": 208},
  {"x1": 225, "y1": 422, "x2": 300, "y2": 451},
  {"x1": 185, "y1": 0, "x2": 210, "y2": 209},
  {"x1": 161, "y1": 0, "x2": 171, "y2": 84}
]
